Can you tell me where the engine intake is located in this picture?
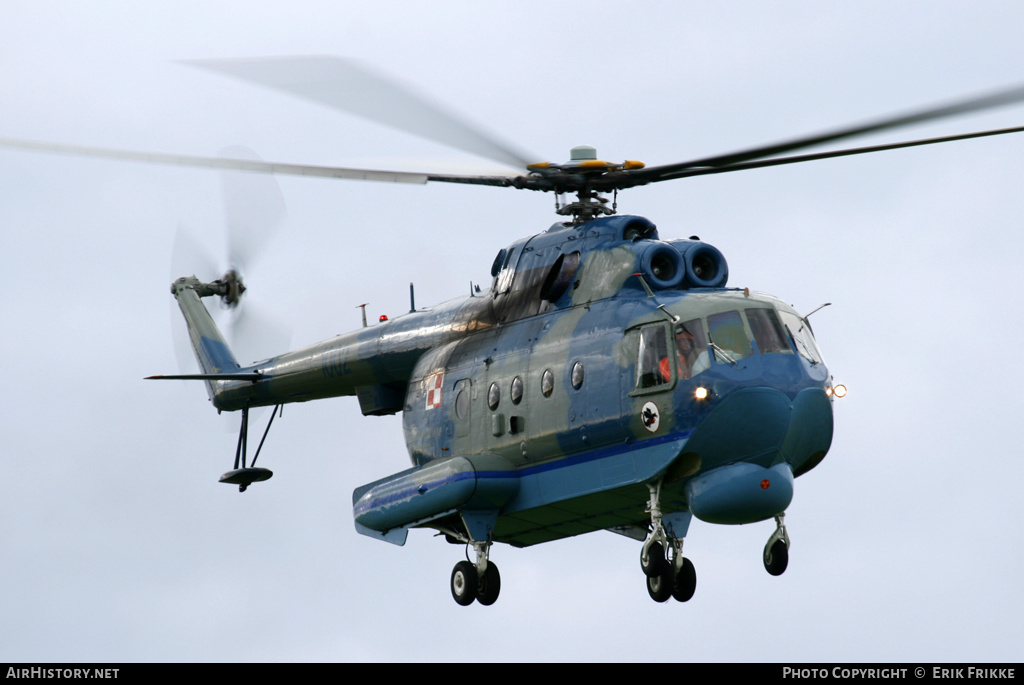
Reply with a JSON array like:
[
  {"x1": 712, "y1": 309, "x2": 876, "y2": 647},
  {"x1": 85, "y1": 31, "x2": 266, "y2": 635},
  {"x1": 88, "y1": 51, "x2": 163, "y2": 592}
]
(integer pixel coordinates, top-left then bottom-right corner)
[
  {"x1": 670, "y1": 240, "x2": 729, "y2": 289},
  {"x1": 635, "y1": 242, "x2": 685, "y2": 289}
]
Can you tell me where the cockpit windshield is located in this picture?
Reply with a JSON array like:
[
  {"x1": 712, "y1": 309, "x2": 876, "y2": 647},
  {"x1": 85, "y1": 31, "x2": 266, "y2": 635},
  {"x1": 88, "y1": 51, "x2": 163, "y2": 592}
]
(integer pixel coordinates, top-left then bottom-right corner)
[
  {"x1": 632, "y1": 302, "x2": 822, "y2": 391},
  {"x1": 707, "y1": 310, "x2": 753, "y2": 364},
  {"x1": 746, "y1": 308, "x2": 790, "y2": 355}
]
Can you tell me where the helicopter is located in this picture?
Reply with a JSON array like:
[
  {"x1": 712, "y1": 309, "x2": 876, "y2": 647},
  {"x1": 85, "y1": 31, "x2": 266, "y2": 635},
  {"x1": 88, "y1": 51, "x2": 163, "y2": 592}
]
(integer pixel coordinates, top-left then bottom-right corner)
[{"x1": 5, "y1": 57, "x2": 1024, "y2": 607}]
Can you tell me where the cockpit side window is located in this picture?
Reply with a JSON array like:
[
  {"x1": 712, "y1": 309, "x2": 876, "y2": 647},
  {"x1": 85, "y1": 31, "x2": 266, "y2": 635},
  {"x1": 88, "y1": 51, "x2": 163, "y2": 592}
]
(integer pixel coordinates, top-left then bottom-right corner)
[
  {"x1": 707, "y1": 311, "x2": 753, "y2": 364},
  {"x1": 635, "y1": 325, "x2": 672, "y2": 390},
  {"x1": 746, "y1": 308, "x2": 792, "y2": 355},
  {"x1": 779, "y1": 311, "x2": 824, "y2": 364}
]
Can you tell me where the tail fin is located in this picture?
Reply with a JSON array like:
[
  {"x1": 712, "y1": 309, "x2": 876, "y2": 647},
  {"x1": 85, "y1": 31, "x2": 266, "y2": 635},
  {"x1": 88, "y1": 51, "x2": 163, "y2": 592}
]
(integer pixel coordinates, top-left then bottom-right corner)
[{"x1": 171, "y1": 276, "x2": 242, "y2": 401}]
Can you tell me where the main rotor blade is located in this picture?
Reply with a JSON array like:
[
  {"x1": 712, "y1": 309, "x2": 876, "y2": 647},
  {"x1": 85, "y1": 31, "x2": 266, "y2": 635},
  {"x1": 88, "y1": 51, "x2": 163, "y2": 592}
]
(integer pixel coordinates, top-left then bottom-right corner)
[
  {"x1": 0, "y1": 137, "x2": 529, "y2": 190},
  {"x1": 181, "y1": 56, "x2": 536, "y2": 171},
  {"x1": 631, "y1": 82, "x2": 1024, "y2": 184},
  {"x1": 634, "y1": 124, "x2": 1024, "y2": 182},
  {"x1": 0, "y1": 136, "x2": 432, "y2": 184}
]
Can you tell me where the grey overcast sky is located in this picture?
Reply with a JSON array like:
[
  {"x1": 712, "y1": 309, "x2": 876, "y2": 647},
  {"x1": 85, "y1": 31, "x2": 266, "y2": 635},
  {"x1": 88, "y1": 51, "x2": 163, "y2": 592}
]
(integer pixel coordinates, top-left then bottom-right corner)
[{"x1": 1, "y1": 1, "x2": 1022, "y2": 662}]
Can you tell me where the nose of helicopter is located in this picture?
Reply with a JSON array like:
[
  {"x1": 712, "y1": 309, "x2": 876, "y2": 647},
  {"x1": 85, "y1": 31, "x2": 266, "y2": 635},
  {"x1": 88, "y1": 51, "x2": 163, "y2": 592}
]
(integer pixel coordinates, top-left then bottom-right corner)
[{"x1": 679, "y1": 386, "x2": 833, "y2": 524}]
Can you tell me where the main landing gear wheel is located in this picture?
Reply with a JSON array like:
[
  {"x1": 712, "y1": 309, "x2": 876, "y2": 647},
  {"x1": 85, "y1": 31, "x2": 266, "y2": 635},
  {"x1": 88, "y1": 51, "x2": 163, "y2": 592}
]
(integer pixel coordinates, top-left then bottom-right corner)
[
  {"x1": 644, "y1": 556, "x2": 697, "y2": 603},
  {"x1": 672, "y1": 557, "x2": 696, "y2": 602},
  {"x1": 449, "y1": 537, "x2": 500, "y2": 607},
  {"x1": 763, "y1": 513, "x2": 790, "y2": 576},
  {"x1": 764, "y1": 539, "x2": 788, "y2": 576},
  {"x1": 640, "y1": 479, "x2": 697, "y2": 604},
  {"x1": 641, "y1": 541, "x2": 667, "y2": 577},
  {"x1": 646, "y1": 565, "x2": 674, "y2": 603},
  {"x1": 451, "y1": 560, "x2": 477, "y2": 606},
  {"x1": 477, "y1": 561, "x2": 501, "y2": 606}
]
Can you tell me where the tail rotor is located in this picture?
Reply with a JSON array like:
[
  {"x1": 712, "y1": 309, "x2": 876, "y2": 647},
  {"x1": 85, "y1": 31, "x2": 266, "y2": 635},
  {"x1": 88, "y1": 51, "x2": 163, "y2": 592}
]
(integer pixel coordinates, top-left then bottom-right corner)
[{"x1": 169, "y1": 146, "x2": 291, "y2": 372}]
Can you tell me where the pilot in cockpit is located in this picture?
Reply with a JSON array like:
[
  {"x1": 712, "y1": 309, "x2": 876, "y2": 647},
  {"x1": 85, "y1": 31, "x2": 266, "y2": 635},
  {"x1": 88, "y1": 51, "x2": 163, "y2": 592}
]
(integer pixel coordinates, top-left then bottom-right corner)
[{"x1": 675, "y1": 324, "x2": 710, "y2": 380}]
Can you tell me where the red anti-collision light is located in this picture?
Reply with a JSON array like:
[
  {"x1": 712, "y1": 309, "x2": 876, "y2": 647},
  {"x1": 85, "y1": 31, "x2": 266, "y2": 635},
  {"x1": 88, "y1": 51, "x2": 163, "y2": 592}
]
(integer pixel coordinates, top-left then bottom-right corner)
[{"x1": 760, "y1": 479, "x2": 770, "y2": 489}]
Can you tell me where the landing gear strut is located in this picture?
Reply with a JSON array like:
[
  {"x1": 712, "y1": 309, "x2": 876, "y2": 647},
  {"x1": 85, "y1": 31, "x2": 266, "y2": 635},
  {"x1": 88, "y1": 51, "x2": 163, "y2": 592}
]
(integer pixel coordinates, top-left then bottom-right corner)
[
  {"x1": 763, "y1": 513, "x2": 789, "y2": 576},
  {"x1": 640, "y1": 481, "x2": 696, "y2": 603},
  {"x1": 218, "y1": 404, "x2": 279, "y2": 492},
  {"x1": 446, "y1": 510, "x2": 501, "y2": 606}
]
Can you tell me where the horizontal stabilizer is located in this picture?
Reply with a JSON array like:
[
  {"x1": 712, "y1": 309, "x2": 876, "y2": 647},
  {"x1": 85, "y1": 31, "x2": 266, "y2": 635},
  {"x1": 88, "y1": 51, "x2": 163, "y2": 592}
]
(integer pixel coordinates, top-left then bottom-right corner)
[{"x1": 145, "y1": 372, "x2": 262, "y2": 382}]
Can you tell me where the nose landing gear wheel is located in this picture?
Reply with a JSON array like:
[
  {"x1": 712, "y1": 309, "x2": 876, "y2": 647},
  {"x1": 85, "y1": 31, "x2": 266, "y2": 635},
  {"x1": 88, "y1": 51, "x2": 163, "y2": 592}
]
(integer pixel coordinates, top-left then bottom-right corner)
[{"x1": 451, "y1": 560, "x2": 478, "y2": 606}]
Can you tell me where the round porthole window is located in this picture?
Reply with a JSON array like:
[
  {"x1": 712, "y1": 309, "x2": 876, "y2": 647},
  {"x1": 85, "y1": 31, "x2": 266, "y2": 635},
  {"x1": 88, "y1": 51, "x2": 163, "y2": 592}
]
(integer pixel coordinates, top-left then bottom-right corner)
[
  {"x1": 488, "y1": 382, "x2": 500, "y2": 411},
  {"x1": 455, "y1": 389, "x2": 469, "y2": 419},
  {"x1": 510, "y1": 376, "x2": 523, "y2": 405},
  {"x1": 571, "y1": 361, "x2": 584, "y2": 390},
  {"x1": 541, "y1": 369, "x2": 554, "y2": 398}
]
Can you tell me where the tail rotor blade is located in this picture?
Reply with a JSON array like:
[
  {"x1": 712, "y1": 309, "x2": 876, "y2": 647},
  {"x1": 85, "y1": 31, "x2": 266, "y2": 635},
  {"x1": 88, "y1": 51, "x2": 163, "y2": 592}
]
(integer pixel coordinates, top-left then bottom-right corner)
[
  {"x1": 220, "y1": 145, "x2": 287, "y2": 272},
  {"x1": 169, "y1": 224, "x2": 220, "y2": 374},
  {"x1": 171, "y1": 223, "x2": 219, "y2": 283},
  {"x1": 218, "y1": 148, "x2": 292, "y2": 364},
  {"x1": 230, "y1": 302, "x2": 292, "y2": 366}
]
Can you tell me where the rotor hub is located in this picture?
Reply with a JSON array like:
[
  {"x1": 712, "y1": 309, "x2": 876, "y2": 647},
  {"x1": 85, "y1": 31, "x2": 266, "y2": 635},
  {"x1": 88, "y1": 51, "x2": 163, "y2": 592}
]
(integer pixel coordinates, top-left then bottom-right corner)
[{"x1": 214, "y1": 269, "x2": 246, "y2": 308}]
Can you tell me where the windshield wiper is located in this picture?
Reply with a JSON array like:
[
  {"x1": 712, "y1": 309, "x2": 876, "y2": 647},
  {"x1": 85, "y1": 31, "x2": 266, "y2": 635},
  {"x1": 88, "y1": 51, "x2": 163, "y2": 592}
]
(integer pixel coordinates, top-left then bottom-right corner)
[{"x1": 710, "y1": 342, "x2": 737, "y2": 366}]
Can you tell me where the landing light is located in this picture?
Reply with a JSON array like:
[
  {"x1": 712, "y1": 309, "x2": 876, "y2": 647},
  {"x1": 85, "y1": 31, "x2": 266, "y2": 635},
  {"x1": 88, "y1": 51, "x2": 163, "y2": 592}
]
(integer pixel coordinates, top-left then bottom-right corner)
[
  {"x1": 694, "y1": 386, "x2": 708, "y2": 400},
  {"x1": 833, "y1": 384, "x2": 847, "y2": 398}
]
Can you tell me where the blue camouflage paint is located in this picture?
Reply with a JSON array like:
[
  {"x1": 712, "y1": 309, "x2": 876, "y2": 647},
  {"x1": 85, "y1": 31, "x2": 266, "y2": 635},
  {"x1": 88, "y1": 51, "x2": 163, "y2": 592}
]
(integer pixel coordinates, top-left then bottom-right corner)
[
  {"x1": 172, "y1": 215, "x2": 835, "y2": 547},
  {"x1": 199, "y1": 336, "x2": 238, "y2": 373},
  {"x1": 343, "y1": 216, "x2": 834, "y2": 542}
]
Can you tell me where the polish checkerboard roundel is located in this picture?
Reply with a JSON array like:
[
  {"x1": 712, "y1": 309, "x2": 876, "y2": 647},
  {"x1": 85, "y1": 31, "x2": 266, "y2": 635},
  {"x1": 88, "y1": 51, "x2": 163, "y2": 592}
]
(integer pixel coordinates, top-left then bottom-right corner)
[{"x1": 425, "y1": 371, "x2": 444, "y2": 410}]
